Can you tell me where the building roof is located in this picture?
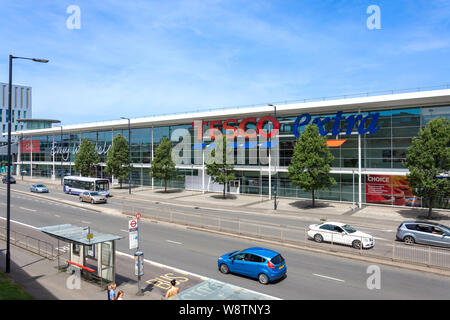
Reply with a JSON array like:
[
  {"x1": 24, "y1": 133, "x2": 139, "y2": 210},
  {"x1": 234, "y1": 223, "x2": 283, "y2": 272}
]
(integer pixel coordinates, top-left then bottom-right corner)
[{"x1": 12, "y1": 88, "x2": 450, "y2": 137}]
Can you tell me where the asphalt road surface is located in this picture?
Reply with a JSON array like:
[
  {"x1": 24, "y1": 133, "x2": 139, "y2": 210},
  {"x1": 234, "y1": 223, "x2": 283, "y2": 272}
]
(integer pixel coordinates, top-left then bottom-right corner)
[{"x1": 1, "y1": 187, "x2": 450, "y2": 299}]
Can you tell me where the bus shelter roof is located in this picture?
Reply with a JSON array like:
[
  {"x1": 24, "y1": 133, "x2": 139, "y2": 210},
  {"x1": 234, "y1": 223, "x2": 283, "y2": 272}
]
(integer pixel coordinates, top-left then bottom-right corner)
[{"x1": 39, "y1": 224, "x2": 122, "y2": 245}]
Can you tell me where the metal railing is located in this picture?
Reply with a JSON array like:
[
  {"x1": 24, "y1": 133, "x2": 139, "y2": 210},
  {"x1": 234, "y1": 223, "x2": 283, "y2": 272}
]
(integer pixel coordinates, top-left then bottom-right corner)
[
  {"x1": 0, "y1": 226, "x2": 57, "y2": 260},
  {"x1": 123, "y1": 204, "x2": 450, "y2": 270}
]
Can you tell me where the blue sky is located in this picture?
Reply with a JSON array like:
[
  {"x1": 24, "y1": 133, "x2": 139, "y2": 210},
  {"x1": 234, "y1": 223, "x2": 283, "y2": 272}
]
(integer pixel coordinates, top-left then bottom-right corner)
[{"x1": 1, "y1": 0, "x2": 450, "y2": 125}]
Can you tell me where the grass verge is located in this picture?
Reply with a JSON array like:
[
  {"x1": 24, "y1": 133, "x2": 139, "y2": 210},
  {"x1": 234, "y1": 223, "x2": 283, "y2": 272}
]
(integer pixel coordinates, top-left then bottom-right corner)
[{"x1": 0, "y1": 272, "x2": 34, "y2": 300}]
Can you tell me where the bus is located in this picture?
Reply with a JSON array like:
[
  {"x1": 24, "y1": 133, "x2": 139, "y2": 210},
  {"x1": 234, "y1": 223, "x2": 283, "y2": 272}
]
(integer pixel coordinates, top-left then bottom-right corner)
[{"x1": 63, "y1": 176, "x2": 110, "y2": 197}]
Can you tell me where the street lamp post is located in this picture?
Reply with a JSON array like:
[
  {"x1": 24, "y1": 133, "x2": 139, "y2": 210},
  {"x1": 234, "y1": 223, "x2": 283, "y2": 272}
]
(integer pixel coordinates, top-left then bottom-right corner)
[
  {"x1": 121, "y1": 117, "x2": 131, "y2": 195},
  {"x1": 268, "y1": 104, "x2": 277, "y2": 210},
  {"x1": 6, "y1": 55, "x2": 48, "y2": 273},
  {"x1": 60, "y1": 126, "x2": 63, "y2": 185}
]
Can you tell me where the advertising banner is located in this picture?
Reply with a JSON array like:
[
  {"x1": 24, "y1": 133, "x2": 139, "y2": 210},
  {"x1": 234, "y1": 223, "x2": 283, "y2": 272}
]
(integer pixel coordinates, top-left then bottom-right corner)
[
  {"x1": 366, "y1": 175, "x2": 421, "y2": 207},
  {"x1": 20, "y1": 140, "x2": 40, "y2": 153}
]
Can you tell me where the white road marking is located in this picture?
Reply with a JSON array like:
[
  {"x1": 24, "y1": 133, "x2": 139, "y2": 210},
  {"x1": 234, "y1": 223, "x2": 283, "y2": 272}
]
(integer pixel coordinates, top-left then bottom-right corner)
[
  {"x1": 19, "y1": 207, "x2": 37, "y2": 212},
  {"x1": 81, "y1": 220, "x2": 91, "y2": 224},
  {"x1": 166, "y1": 240, "x2": 182, "y2": 245},
  {"x1": 120, "y1": 229, "x2": 128, "y2": 233},
  {"x1": 54, "y1": 214, "x2": 61, "y2": 218},
  {"x1": 313, "y1": 273, "x2": 346, "y2": 282}
]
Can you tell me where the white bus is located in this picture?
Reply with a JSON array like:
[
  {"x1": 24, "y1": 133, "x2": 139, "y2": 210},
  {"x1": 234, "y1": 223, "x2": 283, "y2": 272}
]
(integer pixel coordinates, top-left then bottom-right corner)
[{"x1": 63, "y1": 176, "x2": 110, "y2": 197}]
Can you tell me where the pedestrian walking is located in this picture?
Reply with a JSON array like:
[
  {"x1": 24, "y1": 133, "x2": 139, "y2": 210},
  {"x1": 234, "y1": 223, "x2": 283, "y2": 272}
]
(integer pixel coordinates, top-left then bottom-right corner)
[{"x1": 165, "y1": 280, "x2": 179, "y2": 299}]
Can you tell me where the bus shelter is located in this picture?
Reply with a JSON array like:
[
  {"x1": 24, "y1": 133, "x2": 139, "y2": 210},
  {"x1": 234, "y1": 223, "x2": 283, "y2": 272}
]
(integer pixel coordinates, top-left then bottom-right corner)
[{"x1": 40, "y1": 224, "x2": 122, "y2": 288}]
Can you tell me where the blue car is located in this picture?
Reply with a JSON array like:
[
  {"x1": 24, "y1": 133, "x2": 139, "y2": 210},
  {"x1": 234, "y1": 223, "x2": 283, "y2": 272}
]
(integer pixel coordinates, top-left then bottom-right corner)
[{"x1": 217, "y1": 247, "x2": 286, "y2": 284}]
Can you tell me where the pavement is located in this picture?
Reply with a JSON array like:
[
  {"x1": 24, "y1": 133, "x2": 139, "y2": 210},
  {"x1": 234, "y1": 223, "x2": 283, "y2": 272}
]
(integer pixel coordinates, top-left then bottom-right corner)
[
  {"x1": 0, "y1": 231, "x2": 205, "y2": 300},
  {"x1": 17, "y1": 176, "x2": 450, "y2": 225}
]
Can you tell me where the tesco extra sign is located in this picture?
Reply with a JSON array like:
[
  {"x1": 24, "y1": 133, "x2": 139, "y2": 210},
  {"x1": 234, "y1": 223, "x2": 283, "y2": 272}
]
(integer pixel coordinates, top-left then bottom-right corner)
[{"x1": 193, "y1": 111, "x2": 380, "y2": 139}]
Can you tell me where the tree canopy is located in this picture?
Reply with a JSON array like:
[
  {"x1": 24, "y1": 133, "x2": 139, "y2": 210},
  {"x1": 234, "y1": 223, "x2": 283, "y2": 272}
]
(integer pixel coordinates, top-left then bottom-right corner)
[
  {"x1": 206, "y1": 135, "x2": 236, "y2": 199},
  {"x1": 104, "y1": 133, "x2": 129, "y2": 188},
  {"x1": 404, "y1": 118, "x2": 450, "y2": 218},
  {"x1": 74, "y1": 138, "x2": 99, "y2": 177},
  {"x1": 288, "y1": 123, "x2": 336, "y2": 208},
  {"x1": 149, "y1": 137, "x2": 178, "y2": 192}
]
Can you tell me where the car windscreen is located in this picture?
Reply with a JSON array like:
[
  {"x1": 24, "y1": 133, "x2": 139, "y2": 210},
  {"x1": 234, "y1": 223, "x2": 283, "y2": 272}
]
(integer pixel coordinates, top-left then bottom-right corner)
[
  {"x1": 271, "y1": 254, "x2": 284, "y2": 265},
  {"x1": 90, "y1": 192, "x2": 100, "y2": 196},
  {"x1": 342, "y1": 225, "x2": 357, "y2": 234},
  {"x1": 36, "y1": 185, "x2": 45, "y2": 187}
]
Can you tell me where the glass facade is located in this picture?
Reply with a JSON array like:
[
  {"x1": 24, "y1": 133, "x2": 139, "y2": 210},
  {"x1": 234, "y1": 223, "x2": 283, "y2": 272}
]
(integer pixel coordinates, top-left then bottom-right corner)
[{"x1": 13, "y1": 104, "x2": 450, "y2": 209}]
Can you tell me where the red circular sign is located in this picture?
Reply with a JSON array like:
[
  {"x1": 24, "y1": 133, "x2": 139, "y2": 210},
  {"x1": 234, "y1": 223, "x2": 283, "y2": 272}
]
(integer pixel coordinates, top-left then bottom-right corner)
[
  {"x1": 130, "y1": 220, "x2": 137, "y2": 228},
  {"x1": 136, "y1": 213, "x2": 141, "y2": 220}
]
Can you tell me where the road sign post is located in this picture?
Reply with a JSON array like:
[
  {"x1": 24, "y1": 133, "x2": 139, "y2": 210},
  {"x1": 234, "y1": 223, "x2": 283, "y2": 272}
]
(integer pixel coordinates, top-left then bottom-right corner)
[
  {"x1": 134, "y1": 251, "x2": 144, "y2": 296},
  {"x1": 129, "y1": 215, "x2": 144, "y2": 296}
]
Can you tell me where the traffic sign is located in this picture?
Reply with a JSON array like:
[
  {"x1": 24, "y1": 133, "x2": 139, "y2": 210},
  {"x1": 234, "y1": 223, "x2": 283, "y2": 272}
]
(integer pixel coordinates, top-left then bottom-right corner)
[
  {"x1": 129, "y1": 219, "x2": 137, "y2": 230},
  {"x1": 136, "y1": 213, "x2": 142, "y2": 220}
]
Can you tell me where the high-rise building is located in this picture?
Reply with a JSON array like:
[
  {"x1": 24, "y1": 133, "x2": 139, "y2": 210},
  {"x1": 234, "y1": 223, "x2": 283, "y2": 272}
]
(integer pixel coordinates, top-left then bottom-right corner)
[{"x1": 0, "y1": 82, "x2": 32, "y2": 135}]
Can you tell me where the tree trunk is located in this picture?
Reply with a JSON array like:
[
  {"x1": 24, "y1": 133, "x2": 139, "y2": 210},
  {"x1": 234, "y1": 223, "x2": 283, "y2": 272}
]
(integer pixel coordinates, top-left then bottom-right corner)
[
  {"x1": 164, "y1": 179, "x2": 167, "y2": 193},
  {"x1": 223, "y1": 182, "x2": 226, "y2": 199},
  {"x1": 427, "y1": 197, "x2": 433, "y2": 219},
  {"x1": 312, "y1": 189, "x2": 315, "y2": 208}
]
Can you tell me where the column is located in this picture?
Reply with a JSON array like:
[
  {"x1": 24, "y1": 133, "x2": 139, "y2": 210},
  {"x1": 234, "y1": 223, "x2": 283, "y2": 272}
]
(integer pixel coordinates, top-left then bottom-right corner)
[{"x1": 52, "y1": 135, "x2": 55, "y2": 180}]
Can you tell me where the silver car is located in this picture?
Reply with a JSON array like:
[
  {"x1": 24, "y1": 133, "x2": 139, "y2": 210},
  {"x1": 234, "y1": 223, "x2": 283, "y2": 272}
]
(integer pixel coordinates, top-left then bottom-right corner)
[
  {"x1": 396, "y1": 221, "x2": 450, "y2": 248},
  {"x1": 30, "y1": 184, "x2": 49, "y2": 193}
]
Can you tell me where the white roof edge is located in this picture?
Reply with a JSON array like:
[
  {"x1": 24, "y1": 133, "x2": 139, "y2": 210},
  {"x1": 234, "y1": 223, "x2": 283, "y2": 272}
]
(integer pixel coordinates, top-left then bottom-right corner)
[{"x1": 13, "y1": 88, "x2": 450, "y2": 137}]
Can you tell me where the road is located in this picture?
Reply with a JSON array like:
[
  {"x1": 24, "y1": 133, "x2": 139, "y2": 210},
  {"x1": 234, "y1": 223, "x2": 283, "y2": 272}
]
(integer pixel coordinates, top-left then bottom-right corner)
[{"x1": 1, "y1": 187, "x2": 450, "y2": 299}]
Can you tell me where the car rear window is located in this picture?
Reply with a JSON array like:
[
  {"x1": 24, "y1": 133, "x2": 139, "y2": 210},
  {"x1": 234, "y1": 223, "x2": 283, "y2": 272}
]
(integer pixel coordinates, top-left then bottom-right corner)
[
  {"x1": 405, "y1": 224, "x2": 416, "y2": 230},
  {"x1": 271, "y1": 254, "x2": 284, "y2": 265}
]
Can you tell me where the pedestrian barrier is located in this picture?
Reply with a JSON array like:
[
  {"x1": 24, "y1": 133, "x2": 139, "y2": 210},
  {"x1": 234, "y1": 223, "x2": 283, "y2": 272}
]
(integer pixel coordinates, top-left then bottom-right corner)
[
  {"x1": 122, "y1": 203, "x2": 450, "y2": 271},
  {"x1": 0, "y1": 226, "x2": 57, "y2": 260}
]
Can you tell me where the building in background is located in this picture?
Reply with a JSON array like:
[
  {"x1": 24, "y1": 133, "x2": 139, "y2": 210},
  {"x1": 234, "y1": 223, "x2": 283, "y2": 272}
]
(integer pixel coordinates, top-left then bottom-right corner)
[
  {"x1": 0, "y1": 82, "x2": 32, "y2": 163},
  {"x1": 11, "y1": 87, "x2": 450, "y2": 209}
]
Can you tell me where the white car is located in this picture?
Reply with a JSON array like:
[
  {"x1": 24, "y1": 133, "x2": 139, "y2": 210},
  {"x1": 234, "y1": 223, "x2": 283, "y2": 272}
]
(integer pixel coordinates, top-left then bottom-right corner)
[{"x1": 307, "y1": 222, "x2": 374, "y2": 249}]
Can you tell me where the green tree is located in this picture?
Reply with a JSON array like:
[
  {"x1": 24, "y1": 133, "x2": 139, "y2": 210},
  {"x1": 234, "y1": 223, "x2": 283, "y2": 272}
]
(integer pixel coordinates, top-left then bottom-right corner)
[
  {"x1": 150, "y1": 137, "x2": 177, "y2": 192},
  {"x1": 104, "y1": 134, "x2": 129, "y2": 188},
  {"x1": 74, "y1": 138, "x2": 99, "y2": 177},
  {"x1": 206, "y1": 135, "x2": 236, "y2": 199},
  {"x1": 288, "y1": 123, "x2": 336, "y2": 208},
  {"x1": 404, "y1": 118, "x2": 450, "y2": 218}
]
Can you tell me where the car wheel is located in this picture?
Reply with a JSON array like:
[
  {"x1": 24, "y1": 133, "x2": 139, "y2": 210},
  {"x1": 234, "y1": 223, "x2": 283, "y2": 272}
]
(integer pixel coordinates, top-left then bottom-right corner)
[
  {"x1": 258, "y1": 273, "x2": 269, "y2": 285},
  {"x1": 352, "y1": 240, "x2": 362, "y2": 249},
  {"x1": 79, "y1": 197, "x2": 83, "y2": 202},
  {"x1": 314, "y1": 234, "x2": 323, "y2": 243},
  {"x1": 219, "y1": 263, "x2": 229, "y2": 274},
  {"x1": 91, "y1": 199, "x2": 95, "y2": 204},
  {"x1": 403, "y1": 236, "x2": 415, "y2": 245}
]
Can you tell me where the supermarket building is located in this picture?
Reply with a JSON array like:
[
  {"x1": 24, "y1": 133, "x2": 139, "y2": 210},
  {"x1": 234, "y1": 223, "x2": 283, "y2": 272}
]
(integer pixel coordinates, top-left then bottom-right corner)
[{"x1": 11, "y1": 88, "x2": 450, "y2": 209}]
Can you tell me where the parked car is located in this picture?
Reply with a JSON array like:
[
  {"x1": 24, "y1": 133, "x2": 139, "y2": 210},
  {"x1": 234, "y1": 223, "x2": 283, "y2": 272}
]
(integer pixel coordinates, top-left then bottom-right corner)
[
  {"x1": 396, "y1": 221, "x2": 450, "y2": 248},
  {"x1": 217, "y1": 247, "x2": 286, "y2": 284},
  {"x1": 79, "y1": 191, "x2": 107, "y2": 204},
  {"x1": 2, "y1": 175, "x2": 16, "y2": 184},
  {"x1": 308, "y1": 222, "x2": 375, "y2": 249},
  {"x1": 30, "y1": 184, "x2": 49, "y2": 193}
]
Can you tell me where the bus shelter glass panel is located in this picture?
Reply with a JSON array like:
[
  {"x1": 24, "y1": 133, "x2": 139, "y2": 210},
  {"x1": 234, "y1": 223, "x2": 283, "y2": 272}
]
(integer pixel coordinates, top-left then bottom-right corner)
[{"x1": 101, "y1": 241, "x2": 115, "y2": 283}]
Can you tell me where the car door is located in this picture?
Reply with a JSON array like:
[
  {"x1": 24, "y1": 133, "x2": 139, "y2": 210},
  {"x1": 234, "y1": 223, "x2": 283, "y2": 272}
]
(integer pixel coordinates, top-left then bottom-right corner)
[
  {"x1": 229, "y1": 252, "x2": 246, "y2": 275},
  {"x1": 319, "y1": 224, "x2": 334, "y2": 242},
  {"x1": 429, "y1": 227, "x2": 450, "y2": 247},
  {"x1": 332, "y1": 226, "x2": 346, "y2": 245},
  {"x1": 244, "y1": 253, "x2": 264, "y2": 278},
  {"x1": 414, "y1": 224, "x2": 434, "y2": 245},
  {"x1": 82, "y1": 192, "x2": 89, "y2": 202}
]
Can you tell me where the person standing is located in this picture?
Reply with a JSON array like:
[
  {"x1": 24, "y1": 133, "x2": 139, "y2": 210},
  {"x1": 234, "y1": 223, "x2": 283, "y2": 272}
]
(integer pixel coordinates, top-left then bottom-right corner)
[
  {"x1": 115, "y1": 290, "x2": 124, "y2": 300},
  {"x1": 165, "y1": 280, "x2": 179, "y2": 299},
  {"x1": 108, "y1": 283, "x2": 117, "y2": 300}
]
